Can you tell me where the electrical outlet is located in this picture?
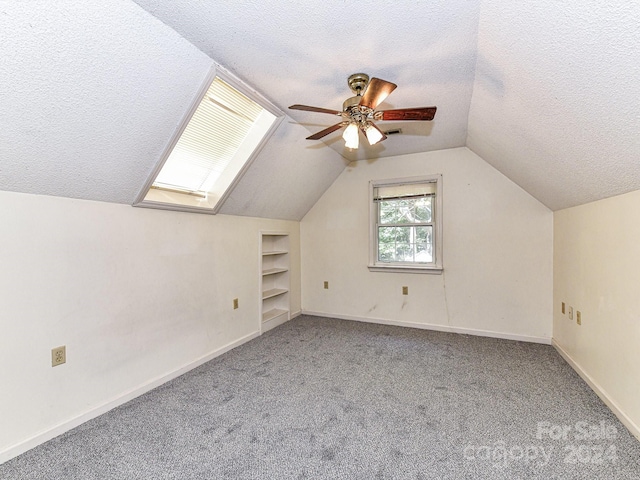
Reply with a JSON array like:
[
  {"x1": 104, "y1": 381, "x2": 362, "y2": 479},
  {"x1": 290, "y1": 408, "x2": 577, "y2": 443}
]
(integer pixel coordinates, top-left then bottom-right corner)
[
  {"x1": 233, "y1": 298, "x2": 239, "y2": 309},
  {"x1": 324, "y1": 281, "x2": 329, "y2": 289},
  {"x1": 51, "y1": 346, "x2": 66, "y2": 367},
  {"x1": 576, "y1": 311, "x2": 581, "y2": 325},
  {"x1": 568, "y1": 306, "x2": 573, "y2": 320},
  {"x1": 402, "y1": 286, "x2": 408, "y2": 295},
  {"x1": 562, "y1": 302, "x2": 565, "y2": 314}
]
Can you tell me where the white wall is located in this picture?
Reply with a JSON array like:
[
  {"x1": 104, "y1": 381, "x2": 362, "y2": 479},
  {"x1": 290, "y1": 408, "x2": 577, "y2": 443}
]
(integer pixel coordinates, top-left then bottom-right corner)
[
  {"x1": 0, "y1": 190, "x2": 300, "y2": 462},
  {"x1": 554, "y1": 190, "x2": 640, "y2": 439},
  {"x1": 301, "y1": 147, "x2": 552, "y2": 342}
]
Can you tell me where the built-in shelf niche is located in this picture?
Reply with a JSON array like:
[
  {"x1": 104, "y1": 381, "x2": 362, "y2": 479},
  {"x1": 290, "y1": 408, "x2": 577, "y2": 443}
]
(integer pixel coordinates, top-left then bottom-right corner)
[{"x1": 260, "y1": 233, "x2": 290, "y2": 332}]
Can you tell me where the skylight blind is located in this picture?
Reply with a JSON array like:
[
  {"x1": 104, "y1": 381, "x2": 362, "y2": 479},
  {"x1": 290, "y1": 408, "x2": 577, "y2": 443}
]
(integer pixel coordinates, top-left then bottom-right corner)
[
  {"x1": 373, "y1": 182, "x2": 436, "y2": 201},
  {"x1": 153, "y1": 77, "x2": 265, "y2": 194}
]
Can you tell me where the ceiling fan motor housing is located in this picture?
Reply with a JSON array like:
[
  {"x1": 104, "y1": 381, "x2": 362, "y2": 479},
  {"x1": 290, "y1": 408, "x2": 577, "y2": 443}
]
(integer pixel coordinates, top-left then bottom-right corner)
[
  {"x1": 344, "y1": 74, "x2": 374, "y2": 123},
  {"x1": 343, "y1": 96, "x2": 373, "y2": 124},
  {"x1": 342, "y1": 95, "x2": 360, "y2": 111}
]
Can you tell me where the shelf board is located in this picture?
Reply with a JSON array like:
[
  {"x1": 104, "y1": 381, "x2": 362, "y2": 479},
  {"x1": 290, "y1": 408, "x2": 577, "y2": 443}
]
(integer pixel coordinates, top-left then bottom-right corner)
[
  {"x1": 262, "y1": 288, "x2": 288, "y2": 300},
  {"x1": 262, "y1": 250, "x2": 288, "y2": 256},
  {"x1": 262, "y1": 267, "x2": 288, "y2": 276},
  {"x1": 262, "y1": 308, "x2": 288, "y2": 323}
]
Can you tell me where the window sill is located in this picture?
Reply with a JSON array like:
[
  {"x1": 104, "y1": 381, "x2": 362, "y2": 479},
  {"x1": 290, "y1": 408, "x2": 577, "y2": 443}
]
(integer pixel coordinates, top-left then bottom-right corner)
[{"x1": 368, "y1": 264, "x2": 443, "y2": 275}]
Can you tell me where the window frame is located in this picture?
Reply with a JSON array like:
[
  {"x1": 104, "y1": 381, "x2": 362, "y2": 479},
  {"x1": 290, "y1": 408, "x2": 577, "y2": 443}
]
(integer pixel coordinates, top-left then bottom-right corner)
[
  {"x1": 133, "y1": 64, "x2": 284, "y2": 215},
  {"x1": 368, "y1": 174, "x2": 443, "y2": 274}
]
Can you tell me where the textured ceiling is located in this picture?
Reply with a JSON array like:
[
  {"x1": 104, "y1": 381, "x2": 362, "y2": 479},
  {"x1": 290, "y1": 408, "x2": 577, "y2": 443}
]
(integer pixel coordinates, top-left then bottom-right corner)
[
  {"x1": 0, "y1": 0, "x2": 347, "y2": 220},
  {"x1": 132, "y1": 0, "x2": 640, "y2": 211},
  {"x1": 0, "y1": 1, "x2": 210, "y2": 204},
  {"x1": 132, "y1": 0, "x2": 481, "y2": 163},
  {"x1": 468, "y1": 1, "x2": 640, "y2": 210},
  {"x1": 2, "y1": 0, "x2": 639, "y2": 219}
]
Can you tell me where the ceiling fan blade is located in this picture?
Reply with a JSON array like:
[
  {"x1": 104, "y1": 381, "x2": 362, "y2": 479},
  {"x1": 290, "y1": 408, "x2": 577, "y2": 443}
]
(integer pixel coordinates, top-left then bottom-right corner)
[
  {"x1": 359, "y1": 78, "x2": 397, "y2": 110},
  {"x1": 289, "y1": 104, "x2": 342, "y2": 115},
  {"x1": 377, "y1": 107, "x2": 437, "y2": 121},
  {"x1": 306, "y1": 123, "x2": 345, "y2": 140}
]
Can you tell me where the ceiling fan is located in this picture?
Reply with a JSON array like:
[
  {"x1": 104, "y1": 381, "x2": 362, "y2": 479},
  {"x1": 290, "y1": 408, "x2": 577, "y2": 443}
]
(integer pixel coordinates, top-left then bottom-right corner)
[{"x1": 289, "y1": 73, "x2": 437, "y2": 149}]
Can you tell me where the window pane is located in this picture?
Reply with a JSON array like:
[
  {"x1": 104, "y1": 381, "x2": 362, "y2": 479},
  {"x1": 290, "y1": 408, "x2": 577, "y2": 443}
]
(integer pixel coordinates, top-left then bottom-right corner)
[
  {"x1": 379, "y1": 196, "x2": 432, "y2": 225},
  {"x1": 378, "y1": 226, "x2": 433, "y2": 263},
  {"x1": 413, "y1": 196, "x2": 432, "y2": 222},
  {"x1": 379, "y1": 199, "x2": 402, "y2": 224}
]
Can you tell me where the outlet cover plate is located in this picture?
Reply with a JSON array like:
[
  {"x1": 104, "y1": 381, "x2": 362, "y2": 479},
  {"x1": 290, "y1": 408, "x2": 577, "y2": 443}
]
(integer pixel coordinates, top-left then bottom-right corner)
[{"x1": 52, "y1": 346, "x2": 66, "y2": 367}]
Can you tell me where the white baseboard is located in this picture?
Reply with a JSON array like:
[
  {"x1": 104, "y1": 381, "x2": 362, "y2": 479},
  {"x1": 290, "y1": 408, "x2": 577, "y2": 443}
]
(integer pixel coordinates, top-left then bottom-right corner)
[
  {"x1": 261, "y1": 312, "x2": 289, "y2": 333},
  {"x1": 0, "y1": 330, "x2": 260, "y2": 465},
  {"x1": 552, "y1": 340, "x2": 640, "y2": 442},
  {"x1": 301, "y1": 310, "x2": 552, "y2": 345},
  {"x1": 261, "y1": 310, "x2": 302, "y2": 333}
]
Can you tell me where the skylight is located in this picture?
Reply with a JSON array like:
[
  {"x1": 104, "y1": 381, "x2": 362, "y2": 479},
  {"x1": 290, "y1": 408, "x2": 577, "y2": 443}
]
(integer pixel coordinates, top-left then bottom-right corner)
[{"x1": 135, "y1": 66, "x2": 282, "y2": 213}]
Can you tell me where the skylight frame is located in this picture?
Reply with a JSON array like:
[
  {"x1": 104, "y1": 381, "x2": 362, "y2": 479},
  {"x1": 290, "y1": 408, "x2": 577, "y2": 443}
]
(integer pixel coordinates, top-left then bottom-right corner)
[{"x1": 133, "y1": 64, "x2": 284, "y2": 215}]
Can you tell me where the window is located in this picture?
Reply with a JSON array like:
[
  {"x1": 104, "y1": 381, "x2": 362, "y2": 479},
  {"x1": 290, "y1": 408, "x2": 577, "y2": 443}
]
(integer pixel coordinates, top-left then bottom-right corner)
[
  {"x1": 369, "y1": 175, "x2": 443, "y2": 273},
  {"x1": 134, "y1": 65, "x2": 283, "y2": 214}
]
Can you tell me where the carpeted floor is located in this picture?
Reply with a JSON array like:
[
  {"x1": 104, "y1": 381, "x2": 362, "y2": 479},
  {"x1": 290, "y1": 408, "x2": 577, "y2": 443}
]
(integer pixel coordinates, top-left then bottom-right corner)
[{"x1": 2, "y1": 315, "x2": 639, "y2": 479}]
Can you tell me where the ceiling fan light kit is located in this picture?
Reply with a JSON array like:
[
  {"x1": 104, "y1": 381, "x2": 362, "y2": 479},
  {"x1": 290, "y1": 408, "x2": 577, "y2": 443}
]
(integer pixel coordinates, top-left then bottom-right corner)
[
  {"x1": 365, "y1": 124, "x2": 384, "y2": 145},
  {"x1": 289, "y1": 73, "x2": 437, "y2": 149},
  {"x1": 342, "y1": 123, "x2": 360, "y2": 149}
]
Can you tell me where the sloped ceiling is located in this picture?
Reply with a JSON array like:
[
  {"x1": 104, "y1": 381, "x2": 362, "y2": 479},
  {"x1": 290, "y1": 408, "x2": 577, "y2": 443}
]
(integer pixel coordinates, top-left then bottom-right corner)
[
  {"x1": 468, "y1": 1, "x2": 640, "y2": 211},
  {"x1": 132, "y1": 0, "x2": 481, "y2": 164},
  {"x1": 0, "y1": 0, "x2": 346, "y2": 221},
  {"x1": 0, "y1": 1, "x2": 211, "y2": 205},
  {"x1": 1, "y1": 0, "x2": 639, "y2": 220}
]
